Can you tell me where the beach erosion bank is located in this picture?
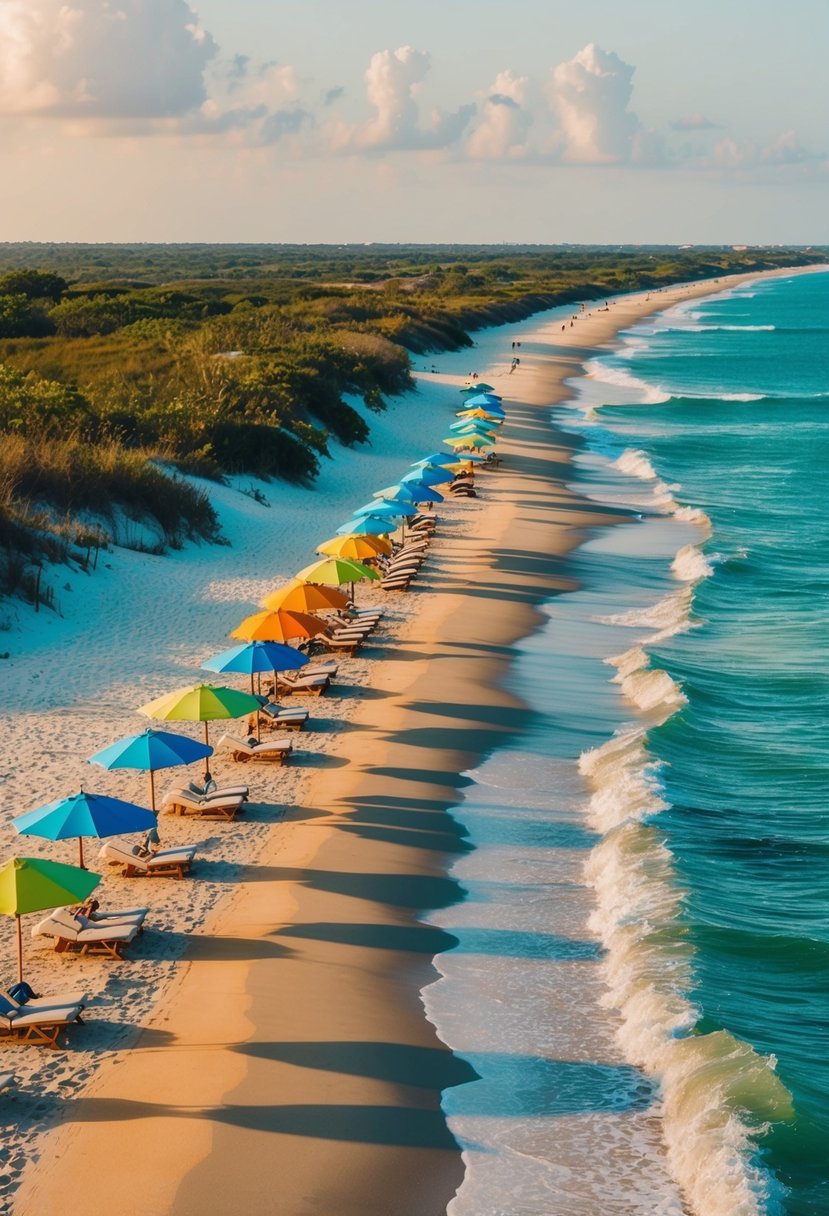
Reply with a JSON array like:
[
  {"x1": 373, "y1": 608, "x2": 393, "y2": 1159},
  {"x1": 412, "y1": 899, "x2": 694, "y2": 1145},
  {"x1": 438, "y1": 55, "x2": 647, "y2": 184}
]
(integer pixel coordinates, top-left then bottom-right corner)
[{"x1": 6, "y1": 265, "x2": 820, "y2": 1216}]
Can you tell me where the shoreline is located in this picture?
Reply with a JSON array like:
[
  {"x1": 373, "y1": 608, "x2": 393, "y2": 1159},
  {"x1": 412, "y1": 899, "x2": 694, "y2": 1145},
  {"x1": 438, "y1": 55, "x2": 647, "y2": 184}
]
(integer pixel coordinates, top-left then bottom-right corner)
[{"x1": 7, "y1": 262, "x2": 825, "y2": 1216}]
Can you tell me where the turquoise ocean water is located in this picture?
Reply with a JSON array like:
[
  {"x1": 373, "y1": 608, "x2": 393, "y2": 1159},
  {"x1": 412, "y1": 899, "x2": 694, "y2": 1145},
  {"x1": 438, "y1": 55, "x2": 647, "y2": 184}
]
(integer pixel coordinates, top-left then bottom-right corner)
[{"x1": 425, "y1": 270, "x2": 829, "y2": 1216}]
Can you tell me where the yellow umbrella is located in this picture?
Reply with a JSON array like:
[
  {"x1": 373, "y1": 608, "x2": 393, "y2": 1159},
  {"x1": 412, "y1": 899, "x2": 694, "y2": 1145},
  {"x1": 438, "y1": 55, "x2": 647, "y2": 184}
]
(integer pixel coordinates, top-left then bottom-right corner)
[
  {"x1": 316, "y1": 534, "x2": 392, "y2": 559},
  {"x1": 457, "y1": 408, "x2": 504, "y2": 424},
  {"x1": 261, "y1": 579, "x2": 349, "y2": 614},
  {"x1": 232, "y1": 608, "x2": 327, "y2": 643}
]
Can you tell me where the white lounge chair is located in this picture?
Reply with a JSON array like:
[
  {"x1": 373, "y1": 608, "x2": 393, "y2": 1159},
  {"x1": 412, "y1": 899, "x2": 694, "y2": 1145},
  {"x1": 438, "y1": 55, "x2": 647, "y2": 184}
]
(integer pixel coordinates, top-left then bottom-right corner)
[
  {"x1": 38, "y1": 908, "x2": 140, "y2": 960},
  {"x1": 162, "y1": 789, "x2": 246, "y2": 821},
  {"x1": 218, "y1": 734, "x2": 293, "y2": 764},
  {"x1": 99, "y1": 838, "x2": 196, "y2": 879},
  {"x1": 0, "y1": 1002, "x2": 85, "y2": 1048},
  {"x1": 276, "y1": 671, "x2": 331, "y2": 696},
  {"x1": 258, "y1": 704, "x2": 309, "y2": 731}
]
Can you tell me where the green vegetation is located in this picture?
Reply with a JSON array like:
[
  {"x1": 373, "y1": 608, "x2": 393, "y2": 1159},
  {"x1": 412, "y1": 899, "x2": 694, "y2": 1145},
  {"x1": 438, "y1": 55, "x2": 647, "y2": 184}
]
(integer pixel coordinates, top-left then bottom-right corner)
[{"x1": 0, "y1": 242, "x2": 823, "y2": 605}]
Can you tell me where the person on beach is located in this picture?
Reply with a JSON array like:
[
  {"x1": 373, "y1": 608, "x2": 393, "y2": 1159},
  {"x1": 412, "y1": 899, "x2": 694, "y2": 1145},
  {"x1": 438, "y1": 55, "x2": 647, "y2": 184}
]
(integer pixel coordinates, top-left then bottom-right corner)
[{"x1": 143, "y1": 824, "x2": 161, "y2": 854}]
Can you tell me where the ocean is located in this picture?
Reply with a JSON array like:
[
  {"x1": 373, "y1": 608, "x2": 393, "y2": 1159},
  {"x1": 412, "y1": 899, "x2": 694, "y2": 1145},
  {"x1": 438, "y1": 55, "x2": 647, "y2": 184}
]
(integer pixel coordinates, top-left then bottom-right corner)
[{"x1": 423, "y1": 269, "x2": 829, "y2": 1216}]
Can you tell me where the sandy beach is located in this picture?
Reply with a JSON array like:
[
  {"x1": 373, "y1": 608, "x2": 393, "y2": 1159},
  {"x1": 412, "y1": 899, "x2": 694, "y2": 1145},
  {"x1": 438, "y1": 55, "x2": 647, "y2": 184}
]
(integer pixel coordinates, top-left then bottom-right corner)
[{"x1": 3, "y1": 265, "x2": 822, "y2": 1216}]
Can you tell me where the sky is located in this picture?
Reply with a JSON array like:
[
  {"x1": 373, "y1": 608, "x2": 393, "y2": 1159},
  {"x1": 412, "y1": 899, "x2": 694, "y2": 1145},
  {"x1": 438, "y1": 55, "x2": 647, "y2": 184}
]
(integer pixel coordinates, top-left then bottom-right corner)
[{"x1": 0, "y1": 0, "x2": 826, "y2": 245}]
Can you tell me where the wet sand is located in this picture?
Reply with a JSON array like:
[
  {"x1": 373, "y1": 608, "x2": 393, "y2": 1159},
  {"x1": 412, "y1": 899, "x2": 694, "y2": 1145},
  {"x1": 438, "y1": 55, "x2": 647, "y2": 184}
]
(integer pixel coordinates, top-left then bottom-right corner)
[{"x1": 12, "y1": 268, "x2": 818, "y2": 1216}]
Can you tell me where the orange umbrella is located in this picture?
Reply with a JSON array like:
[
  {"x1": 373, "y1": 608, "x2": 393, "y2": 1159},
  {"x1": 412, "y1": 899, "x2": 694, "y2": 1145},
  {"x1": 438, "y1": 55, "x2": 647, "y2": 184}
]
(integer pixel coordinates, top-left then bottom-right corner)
[
  {"x1": 231, "y1": 608, "x2": 326, "y2": 643},
  {"x1": 261, "y1": 579, "x2": 349, "y2": 613}
]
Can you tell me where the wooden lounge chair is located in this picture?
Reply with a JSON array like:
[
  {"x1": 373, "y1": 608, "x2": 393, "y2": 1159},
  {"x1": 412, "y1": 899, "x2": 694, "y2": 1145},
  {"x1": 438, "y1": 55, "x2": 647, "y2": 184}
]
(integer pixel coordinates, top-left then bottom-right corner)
[
  {"x1": 40, "y1": 909, "x2": 140, "y2": 960},
  {"x1": 219, "y1": 734, "x2": 293, "y2": 764},
  {"x1": 99, "y1": 838, "x2": 196, "y2": 879},
  {"x1": 0, "y1": 1001, "x2": 85, "y2": 1048},
  {"x1": 275, "y1": 671, "x2": 330, "y2": 696},
  {"x1": 310, "y1": 634, "x2": 361, "y2": 655},
  {"x1": 162, "y1": 789, "x2": 245, "y2": 820}
]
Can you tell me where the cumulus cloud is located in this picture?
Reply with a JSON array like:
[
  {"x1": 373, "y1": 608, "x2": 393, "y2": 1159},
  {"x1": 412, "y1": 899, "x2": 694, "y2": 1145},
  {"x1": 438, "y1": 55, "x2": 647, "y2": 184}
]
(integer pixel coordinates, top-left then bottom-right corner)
[
  {"x1": 547, "y1": 43, "x2": 640, "y2": 164},
  {"x1": 670, "y1": 112, "x2": 720, "y2": 131},
  {"x1": 0, "y1": 0, "x2": 216, "y2": 118},
  {"x1": 345, "y1": 46, "x2": 473, "y2": 151},
  {"x1": 713, "y1": 129, "x2": 811, "y2": 168},
  {"x1": 467, "y1": 70, "x2": 532, "y2": 160}
]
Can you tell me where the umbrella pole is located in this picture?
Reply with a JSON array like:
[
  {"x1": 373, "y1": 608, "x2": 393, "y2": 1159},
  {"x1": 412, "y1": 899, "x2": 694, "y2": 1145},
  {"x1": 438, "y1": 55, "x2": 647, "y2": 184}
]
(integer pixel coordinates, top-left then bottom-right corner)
[
  {"x1": 78, "y1": 837, "x2": 85, "y2": 870},
  {"x1": 203, "y1": 722, "x2": 211, "y2": 781},
  {"x1": 149, "y1": 769, "x2": 156, "y2": 814},
  {"x1": 16, "y1": 915, "x2": 22, "y2": 986}
]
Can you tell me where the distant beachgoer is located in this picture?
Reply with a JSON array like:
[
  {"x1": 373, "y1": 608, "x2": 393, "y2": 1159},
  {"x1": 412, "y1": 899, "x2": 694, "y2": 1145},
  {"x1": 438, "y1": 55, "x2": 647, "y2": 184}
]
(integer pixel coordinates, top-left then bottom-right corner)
[
  {"x1": 570, "y1": 320, "x2": 574, "y2": 327},
  {"x1": 561, "y1": 325, "x2": 565, "y2": 332}
]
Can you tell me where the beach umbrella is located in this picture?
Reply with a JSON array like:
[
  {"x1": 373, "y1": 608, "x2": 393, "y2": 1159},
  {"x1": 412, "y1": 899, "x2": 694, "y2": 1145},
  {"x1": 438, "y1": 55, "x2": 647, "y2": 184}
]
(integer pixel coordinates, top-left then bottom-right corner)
[
  {"x1": 231, "y1": 608, "x2": 326, "y2": 644},
  {"x1": 139, "y1": 684, "x2": 263, "y2": 766},
  {"x1": 12, "y1": 791, "x2": 156, "y2": 869},
  {"x1": 352, "y1": 498, "x2": 417, "y2": 519},
  {"x1": 87, "y1": 729, "x2": 213, "y2": 813},
  {"x1": 377, "y1": 482, "x2": 445, "y2": 505},
  {"x1": 202, "y1": 640, "x2": 308, "y2": 692},
  {"x1": 295, "y1": 558, "x2": 380, "y2": 603},
  {"x1": 373, "y1": 483, "x2": 445, "y2": 505},
  {"x1": 448, "y1": 419, "x2": 498, "y2": 435},
  {"x1": 400, "y1": 467, "x2": 448, "y2": 488},
  {"x1": 464, "y1": 392, "x2": 502, "y2": 406},
  {"x1": 335, "y1": 515, "x2": 394, "y2": 536},
  {"x1": 0, "y1": 857, "x2": 100, "y2": 983},
  {"x1": 461, "y1": 382, "x2": 495, "y2": 394},
  {"x1": 443, "y1": 434, "x2": 494, "y2": 450},
  {"x1": 261, "y1": 579, "x2": 349, "y2": 613},
  {"x1": 316, "y1": 534, "x2": 392, "y2": 559},
  {"x1": 414, "y1": 451, "x2": 484, "y2": 468},
  {"x1": 456, "y1": 406, "x2": 505, "y2": 422}
]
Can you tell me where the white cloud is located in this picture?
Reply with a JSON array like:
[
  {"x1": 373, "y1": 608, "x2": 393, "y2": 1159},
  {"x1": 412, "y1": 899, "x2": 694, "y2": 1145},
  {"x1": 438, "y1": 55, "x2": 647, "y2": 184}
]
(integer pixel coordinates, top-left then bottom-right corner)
[
  {"x1": 713, "y1": 129, "x2": 810, "y2": 169},
  {"x1": 670, "y1": 112, "x2": 720, "y2": 132},
  {"x1": 345, "y1": 45, "x2": 473, "y2": 151},
  {"x1": 0, "y1": 0, "x2": 216, "y2": 118},
  {"x1": 547, "y1": 43, "x2": 640, "y2": 164},
  {"x1": 467, "y1": 71, "x2": 532, "y2": 160}
]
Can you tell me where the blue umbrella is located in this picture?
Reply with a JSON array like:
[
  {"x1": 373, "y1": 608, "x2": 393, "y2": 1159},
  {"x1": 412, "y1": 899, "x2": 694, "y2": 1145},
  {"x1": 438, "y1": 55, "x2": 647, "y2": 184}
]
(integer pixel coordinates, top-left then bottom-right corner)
[
  {"x1": 352, "y1": 498, "x2": 418, "y2": 518},
  {"x1": 203, "y1": 641, "x2": 308, "y2": 689},
  {"x1": 88, "y1": 728, "x2": 213, "y2": 811},
  {"x1": 336, "y1": 515, "x2": 394, "y2": 536},
  {"x1": 464, "y1": 393, "x2": 502, "y2": 406},
  {"x1": 378, "y1": 482, "x2": 444, "y2": 504},
  {"x1": 13, "y1": 792, "x2": 156, "y2": 869},
  {"x1": 400, "y1": 467, "x2": 447, "y2": 487}
]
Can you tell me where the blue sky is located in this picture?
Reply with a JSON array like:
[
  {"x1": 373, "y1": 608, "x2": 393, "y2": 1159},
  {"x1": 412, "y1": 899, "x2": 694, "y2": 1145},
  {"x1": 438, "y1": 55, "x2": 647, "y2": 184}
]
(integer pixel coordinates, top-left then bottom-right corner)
[{"x1": 0, "y1": 0, "x2": 825, "y2": 244}]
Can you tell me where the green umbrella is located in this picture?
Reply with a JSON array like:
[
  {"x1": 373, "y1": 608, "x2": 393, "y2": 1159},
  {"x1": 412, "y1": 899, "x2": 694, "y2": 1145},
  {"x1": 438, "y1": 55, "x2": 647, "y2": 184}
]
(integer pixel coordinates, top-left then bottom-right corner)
[
  {"x1": 0, "y1": 856, "x2": 100, "y2": 983},
  {"x1": 139, "y1": 684, "x2": 263, "y2": 777}
]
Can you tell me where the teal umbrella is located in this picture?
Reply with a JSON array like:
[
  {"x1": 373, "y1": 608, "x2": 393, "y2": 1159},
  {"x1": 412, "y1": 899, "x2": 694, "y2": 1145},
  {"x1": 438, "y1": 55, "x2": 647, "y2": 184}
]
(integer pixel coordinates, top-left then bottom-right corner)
[
  {"x1": 88, "y1": 729, "x2": 213, "y2": 813},
  {"x1": 12, "y1": 792, "x2": 156, "y2": 869}
]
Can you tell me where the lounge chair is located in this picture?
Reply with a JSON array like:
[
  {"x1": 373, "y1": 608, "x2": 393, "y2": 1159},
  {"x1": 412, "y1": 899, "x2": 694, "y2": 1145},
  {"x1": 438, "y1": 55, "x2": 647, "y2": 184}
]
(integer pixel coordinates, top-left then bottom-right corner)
[
  {"x1": 219, "y1": 735, "x2": 293, "y2": 764},
  {"x1": 33, "y1": 907, "x2": 146, "y2": 938},
  {"x1": 77, "y1": 904, "x2": 148, "y2": 928},
  {"x1": 381, "y1": 576, "x2": 413, "y2": 592},
  {"x1": 99, "y1": 838, "x2": 196, "y2": 879},
  {"x1": 258, "y1": 703, "x2": 309, "y2": 731},
  {"x1": 0, "y1": 986, "x2": 88, "y2": 1012},
  {"x1": 186, "y1": 780, "x2": 250, "y2": 800},
  {"x1": 162, "y1": 789, "x2": 245, "y2": 820},
  {"x1": 275, "y1": 670, "x2": 330, "y2": 696},
  {"x1": 35, "y1": 908, "x2": 139, "y2": 960},
  {"x1": 0, "y1": 998, "x2": 85, "y2": 1048},
  {"x1": 0, "y1": 1073, "x2": 13, "y2": 1092},
  {"x1": 310, "y1": 634, "x2": 361, "y2": 655}
]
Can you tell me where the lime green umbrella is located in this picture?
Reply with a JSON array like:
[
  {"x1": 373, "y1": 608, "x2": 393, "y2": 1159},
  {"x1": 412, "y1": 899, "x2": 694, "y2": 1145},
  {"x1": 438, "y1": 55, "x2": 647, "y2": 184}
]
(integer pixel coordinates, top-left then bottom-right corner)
[
  {"x1": 295, "y1": 558, "x2": 381, "y2": 585},
  {"x1": 295, "y1": 556, "x2": 381, "y2": 601},
  {"x1": 443, "y1": 433, "x2": 494, "y2": 450},
  {"x1": 139, "y1": 684, "x2": 263, "y2": 773},
  {"x1": 0, "y1": 856, "x2": 100, "y2": 983}
]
